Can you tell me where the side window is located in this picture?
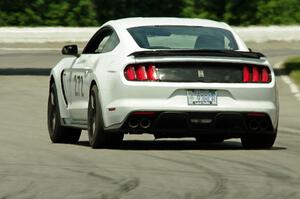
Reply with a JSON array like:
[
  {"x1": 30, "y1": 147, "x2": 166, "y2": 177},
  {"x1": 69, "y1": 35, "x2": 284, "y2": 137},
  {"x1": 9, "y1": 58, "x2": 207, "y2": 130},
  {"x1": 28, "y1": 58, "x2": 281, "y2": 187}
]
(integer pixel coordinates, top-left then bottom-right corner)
[
  {"x1": 101, "y1": 32, "x2": 120, "y2": 53},
  {"x1": 83, "y1": 28, "x2": 120, "y2": 54},
  {"x1": 224, "y1": 36, "x2": 234, "y2": 50},
  {"x1": 95, "y1": 34, "x2": 110, "y2": 53}
]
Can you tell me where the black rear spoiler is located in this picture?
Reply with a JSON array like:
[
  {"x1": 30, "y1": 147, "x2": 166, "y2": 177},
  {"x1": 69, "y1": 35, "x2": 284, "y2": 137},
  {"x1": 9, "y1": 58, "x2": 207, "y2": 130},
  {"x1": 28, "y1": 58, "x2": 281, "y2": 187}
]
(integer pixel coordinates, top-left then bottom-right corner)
[{"x1": 128, "y1": 50, "x2": 265, "y2": 59}]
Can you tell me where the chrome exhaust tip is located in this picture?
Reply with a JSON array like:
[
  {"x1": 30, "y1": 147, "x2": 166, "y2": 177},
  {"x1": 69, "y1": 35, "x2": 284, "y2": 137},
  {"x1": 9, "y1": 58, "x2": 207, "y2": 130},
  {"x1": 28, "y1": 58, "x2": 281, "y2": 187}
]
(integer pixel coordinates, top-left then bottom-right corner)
[
  {"x1": 259, "y1": 118, "x2": 269, "y2": 130},
  {"x1": 128, "y1": 118, "x2": 139, "y2": 128},
  {"x1": 249, "y1": 119, "x2": 259, "y2": 131},
  {"x1": 140, "y1": 118, "x2": 151, "y2": 129}
]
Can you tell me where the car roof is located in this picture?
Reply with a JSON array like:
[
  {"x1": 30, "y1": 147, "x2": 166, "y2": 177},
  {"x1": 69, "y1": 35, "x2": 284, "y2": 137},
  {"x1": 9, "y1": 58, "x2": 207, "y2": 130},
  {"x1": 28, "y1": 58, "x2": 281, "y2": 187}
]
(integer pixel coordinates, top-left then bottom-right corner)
[
  {"x1": 103, "y1": 17, "x2": 230, "y2": 30},
  {"x1": 98, "y1": 17, "x2": 248, "y2": 52}
]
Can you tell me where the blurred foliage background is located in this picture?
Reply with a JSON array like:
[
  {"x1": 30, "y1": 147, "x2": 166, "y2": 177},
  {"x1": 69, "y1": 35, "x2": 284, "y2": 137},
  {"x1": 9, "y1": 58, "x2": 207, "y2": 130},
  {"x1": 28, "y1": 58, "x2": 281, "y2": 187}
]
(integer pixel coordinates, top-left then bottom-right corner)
[{"x1": 0, "y1": 0, "x2": 300, "y2": 26}]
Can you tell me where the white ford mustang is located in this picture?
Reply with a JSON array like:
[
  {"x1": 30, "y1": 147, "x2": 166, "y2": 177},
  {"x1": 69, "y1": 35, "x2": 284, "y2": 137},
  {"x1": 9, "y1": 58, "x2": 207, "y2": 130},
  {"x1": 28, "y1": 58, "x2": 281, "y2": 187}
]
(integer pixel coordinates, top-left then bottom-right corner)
[{"x1": 47, "y1": 17, "x2": 279, "y2": 149}]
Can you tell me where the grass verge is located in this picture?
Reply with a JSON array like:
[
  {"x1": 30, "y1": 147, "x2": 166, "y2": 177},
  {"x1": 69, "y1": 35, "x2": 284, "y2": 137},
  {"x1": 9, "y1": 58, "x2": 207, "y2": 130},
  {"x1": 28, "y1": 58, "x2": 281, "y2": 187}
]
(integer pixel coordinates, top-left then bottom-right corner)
[{"x1": 283, "y1": 56, "x2": 300, "y2": 85}]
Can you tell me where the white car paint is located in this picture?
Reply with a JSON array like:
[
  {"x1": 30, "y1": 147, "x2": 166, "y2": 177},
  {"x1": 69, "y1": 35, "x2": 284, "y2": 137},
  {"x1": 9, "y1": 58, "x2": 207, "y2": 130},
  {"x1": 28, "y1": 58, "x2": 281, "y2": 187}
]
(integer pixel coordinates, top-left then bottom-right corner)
[{"x1": 49, "y1": 17, "x2": 278, "y2": 133}]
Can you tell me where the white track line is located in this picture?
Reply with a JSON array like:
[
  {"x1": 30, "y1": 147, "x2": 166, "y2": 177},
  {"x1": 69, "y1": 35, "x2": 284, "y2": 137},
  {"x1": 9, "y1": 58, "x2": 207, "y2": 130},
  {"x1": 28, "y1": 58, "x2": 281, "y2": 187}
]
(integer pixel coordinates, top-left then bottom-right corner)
[
  {"x1": 274, "y1": 62, "x2": 300, "y2": 101},
  {"x1": 0, "y1": 47, "x2": 60, "y2": 51},
  {"x1": 280, "y1": 75, "x2": 300, "y2": 101},
  {"x1": 279, "y1": 127, "x2": 300, "y2": 134}
]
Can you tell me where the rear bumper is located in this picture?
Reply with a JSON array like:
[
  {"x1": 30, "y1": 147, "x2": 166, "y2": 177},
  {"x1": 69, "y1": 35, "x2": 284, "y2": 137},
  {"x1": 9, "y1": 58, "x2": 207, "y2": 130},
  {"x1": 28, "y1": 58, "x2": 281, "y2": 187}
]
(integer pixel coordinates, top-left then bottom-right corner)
[
  {"x1": 103, "y1": 91, "x2": 278, "y2": 130},
  {"x1": 100, "y1": 74, "x2": 278, "y2": 131},
  {"x1": 106, "y1": 111, "x2": 276, "y2": 138}
]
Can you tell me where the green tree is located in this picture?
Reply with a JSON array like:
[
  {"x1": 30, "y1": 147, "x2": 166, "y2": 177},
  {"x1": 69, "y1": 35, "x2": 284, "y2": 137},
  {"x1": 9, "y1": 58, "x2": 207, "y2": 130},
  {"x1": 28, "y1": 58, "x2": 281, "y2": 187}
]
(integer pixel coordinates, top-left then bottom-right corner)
[
  {"x1": 0, "y1": 0, "x2": 97, "y2": 26},
  {"x1": 1, "y1": 0, "x2": 300, "y2": 26},
  {"x1": 257, "y1": 0, "x2": 300, "y2": 25},
  {"x1": 224, "y1": 0, "x2": 262, "y2": 26},
  {"x1": 93, "y1": 0, "x2": 183, "y2": 25},
  {"x1": 181, "y1": 0, "x2": 300, "y2": 25},
  {"x1": 181, "y1": 0, "x2": 226, "y2": 21}
]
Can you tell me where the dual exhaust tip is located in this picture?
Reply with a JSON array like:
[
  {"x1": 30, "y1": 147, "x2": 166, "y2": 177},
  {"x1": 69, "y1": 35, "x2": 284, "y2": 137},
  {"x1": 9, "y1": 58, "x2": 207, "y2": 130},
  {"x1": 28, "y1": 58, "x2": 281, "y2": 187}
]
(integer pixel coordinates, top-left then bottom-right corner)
[
  {"x1": 128, "y1": 114, "x2": 270, "y2": 131},
  {"x1": 128, "y1": 118, "x2": 151, "y2": 129},
  {"x1": 248, "y1": 118, "x2": 269, "y2": 131}
]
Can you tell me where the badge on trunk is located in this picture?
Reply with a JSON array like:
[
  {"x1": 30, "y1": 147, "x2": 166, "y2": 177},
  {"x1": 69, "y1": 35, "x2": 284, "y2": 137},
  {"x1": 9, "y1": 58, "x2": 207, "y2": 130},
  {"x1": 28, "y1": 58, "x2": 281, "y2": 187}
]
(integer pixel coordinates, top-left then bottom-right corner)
[{"x1": 197, "y1": 69, "x2": 205, "y2": 78}]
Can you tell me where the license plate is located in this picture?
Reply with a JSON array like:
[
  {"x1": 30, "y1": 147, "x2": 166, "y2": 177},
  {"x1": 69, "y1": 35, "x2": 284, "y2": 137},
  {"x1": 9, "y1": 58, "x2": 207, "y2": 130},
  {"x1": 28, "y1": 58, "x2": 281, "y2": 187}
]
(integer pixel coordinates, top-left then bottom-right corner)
[{"x1": 187, "y1": 90, "x2": 217, "y2": 105}]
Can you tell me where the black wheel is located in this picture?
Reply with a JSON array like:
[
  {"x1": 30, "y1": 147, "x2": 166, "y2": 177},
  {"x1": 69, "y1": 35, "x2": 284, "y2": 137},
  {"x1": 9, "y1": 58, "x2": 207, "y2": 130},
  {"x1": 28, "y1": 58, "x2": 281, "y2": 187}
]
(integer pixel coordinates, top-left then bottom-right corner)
[
  {"x1": 88, "y1": 85, "x2": 123, "y2": 148},
  {"x1": 195, "y1": 136, "x2": 224, "y2": 143},
  {"x1": 241, "y1": 132, "x2": 277, "y2": 149},
  {"x1": 47, "y1": 83, "x2": 81, "y2": 143}
]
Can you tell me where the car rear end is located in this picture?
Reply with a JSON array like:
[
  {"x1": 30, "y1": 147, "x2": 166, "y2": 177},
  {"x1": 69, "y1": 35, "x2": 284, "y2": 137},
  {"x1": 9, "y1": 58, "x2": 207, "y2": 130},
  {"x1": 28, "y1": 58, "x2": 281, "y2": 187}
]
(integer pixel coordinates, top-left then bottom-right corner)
[
  {"x1": 113, "y1": 53, "x2": 278, "y2": 139},
  {"x1": 103, "y1": 19, "x2": 278, "y2": 147}
]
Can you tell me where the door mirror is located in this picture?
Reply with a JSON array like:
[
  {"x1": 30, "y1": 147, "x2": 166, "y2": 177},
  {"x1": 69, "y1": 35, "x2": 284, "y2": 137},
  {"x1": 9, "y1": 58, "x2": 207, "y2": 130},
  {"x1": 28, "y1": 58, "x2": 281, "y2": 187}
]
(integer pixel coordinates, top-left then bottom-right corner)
[{"x1": 62, "y1": 45, "x2": 78, "y2": 56}]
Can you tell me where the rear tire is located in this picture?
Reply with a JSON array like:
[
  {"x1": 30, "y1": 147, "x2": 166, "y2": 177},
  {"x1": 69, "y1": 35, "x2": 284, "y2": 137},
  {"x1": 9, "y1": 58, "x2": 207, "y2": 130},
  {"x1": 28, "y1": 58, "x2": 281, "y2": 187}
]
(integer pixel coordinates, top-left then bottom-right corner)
[
  {"x1": 47, "y1": 83, "x2": 81, "y2": 144},
  {"x1": 241, "y1": 131, "x2": 277, "y2": 149},
  {"x1": 88, "y1": 85, "x2": 123, "y2": 148}
]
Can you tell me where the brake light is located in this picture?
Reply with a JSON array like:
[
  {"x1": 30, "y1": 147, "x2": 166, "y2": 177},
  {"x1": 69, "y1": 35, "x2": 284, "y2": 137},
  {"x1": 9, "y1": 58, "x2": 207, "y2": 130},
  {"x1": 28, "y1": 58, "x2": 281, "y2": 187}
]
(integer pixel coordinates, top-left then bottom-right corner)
[
  {"x1": 252, "y1": 66, "x2": 259, "y2": 82},
  {"x1": 124, "y1": 64, "x2": 158, "y2": 81},
  {"x1": 243, "y1": 66, "x2": 250, "y2": 82},
  {"x1": 243, "y1": 65, "x2": 271, "y2": 83},
  {"x1": 261, "y1": 68, "x2": 270, "y2": 82},
  {"x1": 147, "y1": 64, "x2": 158, "y2": 80},
  {"x1": 136, "y1": 65, "x2": 147, "y2": 80},
  {"x1": 124, "y1": 65, "x2": 136, "y2": 80}
]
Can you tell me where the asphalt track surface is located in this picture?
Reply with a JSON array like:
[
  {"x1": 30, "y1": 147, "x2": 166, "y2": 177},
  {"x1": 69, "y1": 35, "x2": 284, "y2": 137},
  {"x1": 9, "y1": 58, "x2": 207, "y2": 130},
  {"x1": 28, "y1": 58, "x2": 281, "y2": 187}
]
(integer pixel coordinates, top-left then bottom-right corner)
[{"x1": 0, "y1": 42, "x2": 299, "y2": 198}]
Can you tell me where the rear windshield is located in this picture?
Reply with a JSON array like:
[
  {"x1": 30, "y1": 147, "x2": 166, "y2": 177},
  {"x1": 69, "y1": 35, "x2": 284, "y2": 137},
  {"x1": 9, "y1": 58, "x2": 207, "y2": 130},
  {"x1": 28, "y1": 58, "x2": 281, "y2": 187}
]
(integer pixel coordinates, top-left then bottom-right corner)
[{"x1": 128, "y1": 26, "x2": 238, "y2": 50}]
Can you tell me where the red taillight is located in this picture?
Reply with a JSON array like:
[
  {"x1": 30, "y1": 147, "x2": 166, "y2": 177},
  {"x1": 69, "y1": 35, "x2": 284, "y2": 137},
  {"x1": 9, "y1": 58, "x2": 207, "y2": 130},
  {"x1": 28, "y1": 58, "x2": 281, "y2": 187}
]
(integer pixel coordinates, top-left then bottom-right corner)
[
  {"x1": 243, "y1": 66, "x2": 250, "y2": 82},
  {"x1": 261, "y1": 68, "x2": 270, "y2": 82},
  {"x1": 252, "y1": 66, "x2": 260, "y2": 82},
  {"x1": 243, "y1": 65, "x2": 271, "y2": 83},
  {"x1": 147, "y1": 64, "x2": 158, "y2": 81},
  {"x1": 124, "y1": 64, "x2": 158, "y2": 81},
  {"x1": 136, "y1": 65, "x2": 147, "y2": 80},
  {"x1": 124, "y1": 66, "x2": 136, "y2": 80}
]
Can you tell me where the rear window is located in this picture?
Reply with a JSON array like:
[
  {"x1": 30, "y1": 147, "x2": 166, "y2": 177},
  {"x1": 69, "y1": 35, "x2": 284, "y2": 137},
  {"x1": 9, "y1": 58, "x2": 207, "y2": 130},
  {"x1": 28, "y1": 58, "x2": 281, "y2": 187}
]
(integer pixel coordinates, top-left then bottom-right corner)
[{"x1": 128, "y1": 26, "x2": 238, "y2": 50}]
